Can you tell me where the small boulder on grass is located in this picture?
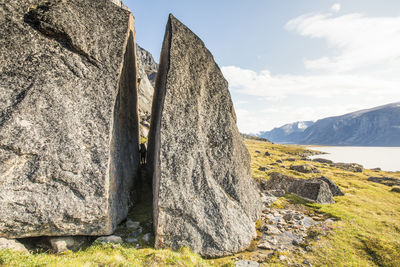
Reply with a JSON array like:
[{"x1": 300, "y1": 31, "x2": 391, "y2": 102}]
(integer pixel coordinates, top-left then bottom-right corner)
[
  {"x1": 0, "y1": 238, "x2": 28, "y2": 253},
  {"x1": 258, "y1": 166, "x2": 269, "y2": 172},
  {"x1": 95, "y1": 235, "x2": 123, "y2": 244},
  {"x1": 391, "y1": 186, "x2": 400, "y2": 193}
]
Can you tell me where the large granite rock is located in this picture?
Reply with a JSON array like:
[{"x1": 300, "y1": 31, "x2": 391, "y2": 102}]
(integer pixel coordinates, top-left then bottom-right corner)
[
  {"x1": 147, "y1": 14, "x2": 261, "y2": 257},
  {"x1": 0, "y1": 0, "x2": 139, "y2": 238}
]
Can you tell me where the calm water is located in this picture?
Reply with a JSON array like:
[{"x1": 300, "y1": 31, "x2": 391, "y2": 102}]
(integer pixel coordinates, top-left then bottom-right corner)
[{"x1": 308, "y1": 146, "x2": 400, "y2": 172}]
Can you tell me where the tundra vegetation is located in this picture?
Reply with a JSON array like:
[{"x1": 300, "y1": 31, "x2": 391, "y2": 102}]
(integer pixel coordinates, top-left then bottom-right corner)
[{"x1": 1, "y1": 138, "x2": 400, "y2": 266}]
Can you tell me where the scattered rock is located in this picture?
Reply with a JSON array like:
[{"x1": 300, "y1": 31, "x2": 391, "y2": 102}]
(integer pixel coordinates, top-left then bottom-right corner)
[
  {"x1": 48, "y1": 237, "x2": 86, "y2": 253},
  {"x1": 331, "y1": 163, "x2": 363, "y2": 172},
  {"x1": 276, "y1": 160, "x2": 283, "y2": 163},
  {"x1": 391, "y1": 187, "x2": 400, "y2": 193},
  {"x1": 257, "y1": 242, "x2": 272, "y2": 250},
  {"x1": 255, "y1": 151, "x2": 261, "y2": 154},
  {"x1": 235, "y1": 260, "x2": 259, "y2": 267},
  {"x1": 312, "y1": 158, "x2": 333, "y2": 164},
  {"x1": 258, "y1": 166, "x2": 269, "y2": 172},
  {"x1": 146, "y1": 14, "x2": 261, "y2": 257},
  {"x1": 0, "y1": 238, "x2": 28, "y2": 253},
  {"x1": 125, "y1": 238, "x2": 138, "y2": 243},
  {"x1": 129, "y1": 227, "x2": 143, "y2": 237},
  {"x1": 290, "y1": 165, "x2": 320, "y2": 174},
  {"x1": 264, "y1": 152, "x2": 271, "y2": 156},
  {"x1": 126, "y1": 220, "x2": 140, "y2": 229},
  {"x1": 286, "y1": 158, "x2": 296, "y2": 162},
  {"x1": 279, "y1": 255, "x2": 287, "y2": 261},
  {"x1": 371, "y1": 168, "x2": 381, "y2": 172},
  {"x1": 303, "y1": 259, "x2": 312, "y2": 266},
  {"x1": 368, "y1": 177, "x2": 400, "y2": 187},
  {"x1": 261, "y1": 193, "x2": 278, "y2": 206},
  {"x1": 142, "y1": 233, "x2": 151, "y2": 243},
  {"x1": 96, "y1": 235, "x2": 123, "y2": 244},
  {"x1": 265, "y1": 226, "x2": 282, "y2": 235}
]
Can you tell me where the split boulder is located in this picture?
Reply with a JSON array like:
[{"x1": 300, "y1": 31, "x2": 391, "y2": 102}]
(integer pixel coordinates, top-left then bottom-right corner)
[
  {"x1": 0, "y1": 0, "x2": 139, "y2": 238},
  {"x1": 147, "y1": 14, "x2": 261, "y2": 257}
]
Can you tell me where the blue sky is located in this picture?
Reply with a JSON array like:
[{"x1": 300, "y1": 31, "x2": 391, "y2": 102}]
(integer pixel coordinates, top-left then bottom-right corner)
[{"x1": 125, "y1": 1, "x2": 400, "y2": 133}]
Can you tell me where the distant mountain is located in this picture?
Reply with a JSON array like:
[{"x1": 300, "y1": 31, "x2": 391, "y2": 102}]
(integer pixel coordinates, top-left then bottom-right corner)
[
  {"x1": 258, "y1": 102, "x2": 400, "y2": 146},
  {"x1": 258, "y1": 121, "x2": 314, "y2": 144}
]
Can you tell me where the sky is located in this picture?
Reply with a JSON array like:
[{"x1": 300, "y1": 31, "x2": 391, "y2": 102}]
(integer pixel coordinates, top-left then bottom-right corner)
[{"x1": 125, "y1": 0, "x2": 400, "y2": 134}]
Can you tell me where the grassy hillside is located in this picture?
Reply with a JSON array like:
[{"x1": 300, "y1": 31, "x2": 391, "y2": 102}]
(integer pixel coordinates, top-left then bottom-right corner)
[{"x1": 1, "y1": 139, "x2": 399, "y2": 266}]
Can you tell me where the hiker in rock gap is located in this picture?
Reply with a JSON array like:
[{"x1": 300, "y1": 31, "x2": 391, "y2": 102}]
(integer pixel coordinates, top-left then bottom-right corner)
[{"x1": 139, "y1": 142, "x2": 147, "y2": 165}]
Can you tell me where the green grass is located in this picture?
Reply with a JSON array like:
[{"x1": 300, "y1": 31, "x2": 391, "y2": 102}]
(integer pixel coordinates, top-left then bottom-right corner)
[
  {"x1": 245, "y1": 139, "x2": 400, "y2": 266},
  {"x1": 1, "y1": 139, "x2": 400, "y2": 266}
]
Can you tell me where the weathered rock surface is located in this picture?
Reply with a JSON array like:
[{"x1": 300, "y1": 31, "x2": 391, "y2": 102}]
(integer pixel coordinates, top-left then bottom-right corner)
[
  {"x1": 0, "y1": 0, "x2": 139, "y2": 238},
  {"x1": 147, "y1": 14, "x2": 261, "y2": 257},
  {"x1": 261, "y1": 173, "x2": 342, "y2": 204},
  {"x1": 0, "y1": 238, "x2": 28, "y2": 253},
  {"x1": 108, "y1": 0, "x2": 130, "y2": 11}
]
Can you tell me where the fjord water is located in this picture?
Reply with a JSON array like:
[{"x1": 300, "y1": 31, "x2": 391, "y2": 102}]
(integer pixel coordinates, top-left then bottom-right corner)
[{"x1": 309, "y1": 146, "x2": 400, "y2": 172}]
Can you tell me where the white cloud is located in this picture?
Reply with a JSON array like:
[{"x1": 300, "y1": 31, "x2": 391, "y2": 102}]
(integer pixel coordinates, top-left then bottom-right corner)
[
  {"x1": 331, "y1": 3, "x2": 341, "y2": 12},
  {"x1": 222, "y1": 66, "x2": 399, "y2": 100},
  {"x1": 223, "y1": 11, "x2": 400, "y2": 133},
  {"x1": 286, "y1": 13, "x2": 400, "y2": 73}
]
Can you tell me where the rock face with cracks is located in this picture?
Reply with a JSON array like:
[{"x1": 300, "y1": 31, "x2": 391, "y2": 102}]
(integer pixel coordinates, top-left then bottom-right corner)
[
  {"x1": 147, "y1": 14, "x2": 261, "y2": 257},
  {"x1": 0, "y1": 0, "x2": 139, "y2": 238}
]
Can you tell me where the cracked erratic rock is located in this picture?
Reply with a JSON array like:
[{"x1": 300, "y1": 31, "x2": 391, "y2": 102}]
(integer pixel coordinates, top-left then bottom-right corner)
[
  {"x1": 0, "y1": 0, "x2": 139, "y2": 238},
  {"x1": 261, "y1": 173, "x2": 341, "y2": 204},
  {"x1": 0, "y1": 238, "x2": 28, "y2": 253},
  {"x1": 147, "y1": 14, "x2": 261, "y2": 257}
]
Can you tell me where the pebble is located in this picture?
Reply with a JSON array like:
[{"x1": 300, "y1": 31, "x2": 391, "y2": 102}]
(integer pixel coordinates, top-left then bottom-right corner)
[
  {"x1": 125, "y1": 238, "x2": 138, "y2": 243},
  {"x1": 129, "y1": 226, "x2": 143, "y2": 237},
  {"x1": 235, "y1": 260, "x2": 259, "y2": 267},
  {"x1": 96, "y1": 235, "x2": 123, "y2": 244},
  {"x1": 126, "y1": 220, "x2": 140, "y2": 229},
  {"x1": 142, "y1": 233, "x2": 151, "y2": 243},
  {"x1": 266, "y1": 225, "x2": 282, "y2": 235},
  {"x1": 257, "y1": 242, "x2": 272, "y2": 250}
]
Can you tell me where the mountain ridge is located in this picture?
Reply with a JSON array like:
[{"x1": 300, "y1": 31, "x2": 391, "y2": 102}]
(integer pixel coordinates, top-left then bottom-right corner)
[{"x1": 258, "y1": 102, "x2": 400, "y2": 146}]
